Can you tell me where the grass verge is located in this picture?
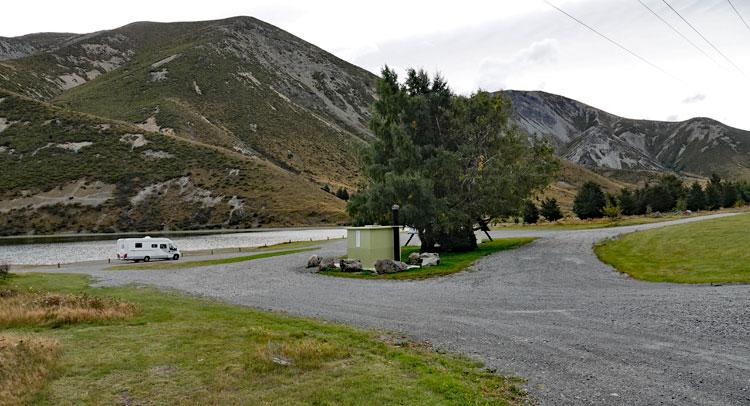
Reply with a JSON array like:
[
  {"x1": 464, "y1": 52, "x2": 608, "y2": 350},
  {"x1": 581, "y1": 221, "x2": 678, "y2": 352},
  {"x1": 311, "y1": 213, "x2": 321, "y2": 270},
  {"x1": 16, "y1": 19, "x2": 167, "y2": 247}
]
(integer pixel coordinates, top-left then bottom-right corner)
[
  {"x1": 0, "y1": 287, "x2": 136, "y2": 328},
  {"x1": 0, "y1": 334, "x2": 60, "y2": 405},
  {"x1": 594, "y1": 213, "x2": 750, "y2": 283},
  {"x1": 322, "y1": 238, "x2": 535, "y2": 280},
  {"x1": 108, "y1": 247, "x2": 317, "y2": 270},
  {"x1": 1, "y1": 273, "x2": 526, "y2": 404}
]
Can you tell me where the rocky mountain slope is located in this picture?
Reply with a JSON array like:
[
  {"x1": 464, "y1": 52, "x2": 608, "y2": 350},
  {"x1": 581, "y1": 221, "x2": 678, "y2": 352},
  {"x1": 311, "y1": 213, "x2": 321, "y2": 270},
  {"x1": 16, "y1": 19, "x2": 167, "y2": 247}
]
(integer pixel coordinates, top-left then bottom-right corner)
[
  {"x1": 0, "y1": 17, "x2": 377, "y2": 235},
  {"x1": 0, "y1": 17, "x2": 377, "y2": 189},
  {"x1": 0, "y1": 89, "x2": 346, "y2": 235},
  {"x1": 506, "y1": 90, "x2": 750, "y2": 179}
]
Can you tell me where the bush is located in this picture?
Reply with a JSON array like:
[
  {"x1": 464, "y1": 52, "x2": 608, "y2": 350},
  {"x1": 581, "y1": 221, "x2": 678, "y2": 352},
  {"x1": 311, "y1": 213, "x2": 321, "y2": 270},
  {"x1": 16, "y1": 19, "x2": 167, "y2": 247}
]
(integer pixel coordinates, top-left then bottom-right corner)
[
  {"x1": 573, "y1": 181, "x2": 606, "y2": 219},
  {"x1": 686, "y1": 182, "x2": 706, "y2": 211},
  {"x1": 540, "y1": 198, "x2": 563, "y2": 221},
  {"x1": 0, "y1": 263, "x2": 8, "y2": 278},
  {"x1": 602, "y1": 202, "x2": 621, "y2": 219},
  {"x1": 522, "y1": 201, "x2": 539, "y2": 224}
]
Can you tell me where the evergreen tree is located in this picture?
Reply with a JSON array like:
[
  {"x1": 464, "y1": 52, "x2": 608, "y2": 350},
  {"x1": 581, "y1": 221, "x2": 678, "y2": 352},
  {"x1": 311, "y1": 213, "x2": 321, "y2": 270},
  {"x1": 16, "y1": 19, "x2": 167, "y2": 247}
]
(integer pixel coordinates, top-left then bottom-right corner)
[
  {"x1": 540, "y1": 197, "x2": 563, "y2": 221},
  {"x1": 523, "y1": 201, "x2": 540, "y2": 224},
  {"x1": 686, "y1": 182, "x2": 705, "y2": 211},
  {"x1": 618, "y1": 188, "x2": 637, "y2": 215},
  {"x1": 573, "y1": 181, "x2": 606, "y2": 219},
  {"x1": 723, "y1": 182, "x2": 738, "y2": 208},
  {"x1": 347, "y1": 67, "x2": 557, "y2": 252},
  {"x1": 705, "y1": 174, "x2": 723, "y2": 210}
]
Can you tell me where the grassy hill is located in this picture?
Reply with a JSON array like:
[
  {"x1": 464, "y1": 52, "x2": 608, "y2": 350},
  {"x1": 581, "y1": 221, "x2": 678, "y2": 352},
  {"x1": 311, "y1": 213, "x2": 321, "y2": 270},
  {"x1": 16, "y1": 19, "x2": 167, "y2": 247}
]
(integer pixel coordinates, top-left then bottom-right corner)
[
  {"x1": 0, "y1": 89, "x2": 346, "y2": 235},
  {"x1": 1, "y1": 17, "x2": 377, "y2": 191}
]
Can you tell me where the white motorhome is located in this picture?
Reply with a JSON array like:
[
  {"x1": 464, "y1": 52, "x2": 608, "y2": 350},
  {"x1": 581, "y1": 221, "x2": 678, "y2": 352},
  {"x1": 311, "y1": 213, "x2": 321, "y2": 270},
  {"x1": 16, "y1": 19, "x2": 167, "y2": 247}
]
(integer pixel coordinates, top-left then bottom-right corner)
[{"x1": 116, "y1": 237, "x2": 181, "y2": 262}]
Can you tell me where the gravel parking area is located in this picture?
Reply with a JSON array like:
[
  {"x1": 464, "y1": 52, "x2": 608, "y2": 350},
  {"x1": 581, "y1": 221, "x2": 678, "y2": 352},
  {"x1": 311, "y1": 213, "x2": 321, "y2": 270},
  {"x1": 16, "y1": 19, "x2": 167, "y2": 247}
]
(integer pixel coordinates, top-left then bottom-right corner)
[{"x1": 31, "y1": 213, "x2": 750, "y2": 405}]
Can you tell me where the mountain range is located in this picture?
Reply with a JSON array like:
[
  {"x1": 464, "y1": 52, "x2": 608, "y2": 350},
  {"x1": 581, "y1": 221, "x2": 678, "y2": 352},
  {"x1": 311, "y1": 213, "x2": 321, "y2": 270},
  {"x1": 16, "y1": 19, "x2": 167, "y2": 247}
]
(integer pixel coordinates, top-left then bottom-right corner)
[{"x1": 1, "y1": 16, "x2": 747, "y2": 235}]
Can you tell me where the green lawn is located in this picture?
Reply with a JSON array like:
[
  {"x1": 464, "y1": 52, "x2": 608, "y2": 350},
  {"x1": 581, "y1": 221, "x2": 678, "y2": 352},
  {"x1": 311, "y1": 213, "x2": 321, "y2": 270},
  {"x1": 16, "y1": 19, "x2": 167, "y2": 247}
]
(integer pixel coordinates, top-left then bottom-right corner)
[
  {"x1": 107, "y1": 247, "x2": 317, "y2": 270},
  {"x1": 594, "y1": 213, "x2": 750, "y2": 283},
  {"x1": 322, "y1": 238, "x2": 535, "y2": 280},
  {"x1": 1, "y1": 273, "x2": 525, "y2": 404}
]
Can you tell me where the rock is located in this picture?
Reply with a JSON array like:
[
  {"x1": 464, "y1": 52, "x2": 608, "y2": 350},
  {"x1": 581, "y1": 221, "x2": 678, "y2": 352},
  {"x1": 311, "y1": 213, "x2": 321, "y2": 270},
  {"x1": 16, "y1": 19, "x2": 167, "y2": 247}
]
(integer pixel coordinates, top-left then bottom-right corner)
[
  {"x1": 407, "y1": 252, "x2": 421, "y2": 265},
  {"x1": 419, "y1": 252, "x2": 440, "y2": 267},
  {"x1": 374, "y1": 259, "x2": 408, "y2": 274},
  {"x1": 339, "y1": 259, "x2": 363, "y2": 272},
  {"x1": 306, "y1": 255, "x2": 321, "y2": 268},
  {"x1": 317, "y1": 256, "x2": 336, "y2": 272}
]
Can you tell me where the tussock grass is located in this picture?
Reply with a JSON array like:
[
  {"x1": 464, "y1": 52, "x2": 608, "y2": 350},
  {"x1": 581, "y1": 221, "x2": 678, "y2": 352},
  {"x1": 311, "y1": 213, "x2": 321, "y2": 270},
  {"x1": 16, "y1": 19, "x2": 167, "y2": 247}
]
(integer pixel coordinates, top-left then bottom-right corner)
[
  {"x1": 0, "y1": 334, "x2": 59, "y2": 405},
  {"x1": 0, "y1": 289, "x2": 136, "y2": 328}
]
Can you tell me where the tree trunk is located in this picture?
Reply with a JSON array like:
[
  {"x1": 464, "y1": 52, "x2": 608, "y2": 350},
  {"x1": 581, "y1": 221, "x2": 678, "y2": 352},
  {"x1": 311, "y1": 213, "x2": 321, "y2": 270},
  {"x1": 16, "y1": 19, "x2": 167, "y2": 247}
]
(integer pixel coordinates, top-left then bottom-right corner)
[{"x1": 421, "y1": 223, "x2": 477, "y2": 252}]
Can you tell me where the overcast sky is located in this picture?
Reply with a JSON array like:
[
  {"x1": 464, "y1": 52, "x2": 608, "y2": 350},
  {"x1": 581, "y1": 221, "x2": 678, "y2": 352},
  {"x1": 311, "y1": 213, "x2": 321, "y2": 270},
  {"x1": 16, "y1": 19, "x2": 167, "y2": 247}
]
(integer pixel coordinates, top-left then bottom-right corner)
[{"x1": 3, "y1": 0, "x2": 750, "y2": 129}]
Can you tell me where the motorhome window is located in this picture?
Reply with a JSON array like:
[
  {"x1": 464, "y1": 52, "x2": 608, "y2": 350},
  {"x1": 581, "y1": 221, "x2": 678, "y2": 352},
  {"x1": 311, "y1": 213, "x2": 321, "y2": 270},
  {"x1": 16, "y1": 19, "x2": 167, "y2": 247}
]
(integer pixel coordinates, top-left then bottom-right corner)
[
  {"x1": 151, "y1": 244, "x2": 158, "y2": 248},
  {"x1": 160, "y1": 244, "x2": 167, "y2": 249},
  {"x1": 135, "y1": 243, "x2": 142, "y2": 248}
]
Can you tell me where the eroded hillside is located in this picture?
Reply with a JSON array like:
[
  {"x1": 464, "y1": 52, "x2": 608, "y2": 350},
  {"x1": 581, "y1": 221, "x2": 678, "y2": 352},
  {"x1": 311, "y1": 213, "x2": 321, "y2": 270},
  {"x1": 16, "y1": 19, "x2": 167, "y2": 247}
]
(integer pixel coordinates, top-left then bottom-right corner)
[{"x1": 0, "y1": 90, "x2": 346, "y2": 235}]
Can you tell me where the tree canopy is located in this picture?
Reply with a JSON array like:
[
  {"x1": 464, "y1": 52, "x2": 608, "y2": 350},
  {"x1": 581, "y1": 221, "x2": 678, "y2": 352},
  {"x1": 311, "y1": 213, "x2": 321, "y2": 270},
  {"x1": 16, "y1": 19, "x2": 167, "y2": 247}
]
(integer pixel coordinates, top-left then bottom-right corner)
[
  {"x1": 347, "y1": 67, "x2": 557, "y2": 251},
  {"x1": 573, "y1": 181, "x2": 606, "y2": 219}
]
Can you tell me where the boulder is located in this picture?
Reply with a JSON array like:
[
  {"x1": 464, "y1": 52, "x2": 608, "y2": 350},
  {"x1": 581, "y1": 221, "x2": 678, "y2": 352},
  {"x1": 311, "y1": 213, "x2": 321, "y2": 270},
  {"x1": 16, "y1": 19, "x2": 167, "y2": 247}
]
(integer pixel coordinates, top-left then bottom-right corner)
[
  {"x1": 374, "y1": 259, "x2": 408, "y2": 274},
  {"x1": 317, "y1": 256, "x2": 336, "y2": 272},
  {"x1": 306, "y1": 255, "x2": 321, "y2": 268},
  {"x1": 407, "y1": 252, "x2": 421, "y2": 265},
  {"x1": 339, "y1": 259, "x2": 363, "y2": 273},
  {"x1": 419, "y1": 252, "x2": 440, "y2": 267}
]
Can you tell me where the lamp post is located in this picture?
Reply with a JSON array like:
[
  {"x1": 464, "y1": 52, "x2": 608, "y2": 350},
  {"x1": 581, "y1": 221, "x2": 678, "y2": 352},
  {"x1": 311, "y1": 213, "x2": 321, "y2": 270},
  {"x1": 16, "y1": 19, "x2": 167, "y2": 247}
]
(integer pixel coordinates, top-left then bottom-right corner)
[{"x1": 391, "y1": 204, "x2": 400, "y2": 261}]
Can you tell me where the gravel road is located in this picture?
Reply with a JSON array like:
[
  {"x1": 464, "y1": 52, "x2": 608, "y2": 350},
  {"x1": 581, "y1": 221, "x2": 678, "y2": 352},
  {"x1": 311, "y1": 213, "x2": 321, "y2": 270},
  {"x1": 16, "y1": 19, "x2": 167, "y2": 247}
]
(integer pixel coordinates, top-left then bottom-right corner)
[{"x1": 30, "y1": 213, "x2": 750, "y2": 405}]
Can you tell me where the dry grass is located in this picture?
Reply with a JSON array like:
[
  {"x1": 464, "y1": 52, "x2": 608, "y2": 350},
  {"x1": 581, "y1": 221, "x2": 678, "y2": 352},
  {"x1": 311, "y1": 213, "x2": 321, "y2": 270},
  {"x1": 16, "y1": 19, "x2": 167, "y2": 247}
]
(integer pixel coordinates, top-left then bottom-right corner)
[
  {"x1": 0, "y1": 334, "x2": 59, "y2": 405},
  {"x1": 0, "y1": 289, "x2": 136, "y2": 328},
  {"x1": 250, "y1": 338, "x2": 349, "y2": 372}
]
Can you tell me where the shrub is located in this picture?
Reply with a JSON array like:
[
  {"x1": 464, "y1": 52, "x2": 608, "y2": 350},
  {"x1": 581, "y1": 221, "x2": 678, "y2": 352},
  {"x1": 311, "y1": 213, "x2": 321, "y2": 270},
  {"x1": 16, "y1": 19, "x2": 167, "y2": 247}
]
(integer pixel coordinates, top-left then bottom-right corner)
[
  {"x1": 686, "y1": 182, "x2": 706, "y2": 211},
  {"x1": 0, "y1": 263, "x2": 8, "y2": 278},
  {"x1": 573, "y1": 181, "x2": 606, "y2": 219},
  {"x1": 602, "y1": 202, "x2": 621, "y2": 219},
  {"x1": 540, "y1": 198, "x2": 563, "y2": 221},
  {"x1": 522, "y1": 201, "x2": 539, "y2": 224}
]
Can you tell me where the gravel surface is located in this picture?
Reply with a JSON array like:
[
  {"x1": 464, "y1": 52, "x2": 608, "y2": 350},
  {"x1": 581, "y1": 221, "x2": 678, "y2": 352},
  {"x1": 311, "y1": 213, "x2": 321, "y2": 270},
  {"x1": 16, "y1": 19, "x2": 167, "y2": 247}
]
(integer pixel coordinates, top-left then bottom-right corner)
[{"x1": 28, "y1": 213, "x2": 750, "y2": 405}]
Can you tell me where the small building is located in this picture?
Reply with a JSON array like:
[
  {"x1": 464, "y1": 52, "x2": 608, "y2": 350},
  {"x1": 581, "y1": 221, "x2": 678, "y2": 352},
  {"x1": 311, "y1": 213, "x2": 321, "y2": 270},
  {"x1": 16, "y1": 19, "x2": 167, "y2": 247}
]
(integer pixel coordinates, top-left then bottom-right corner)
[{"x1": 346, "y1": 226, "x2": 395, "y2": 270}]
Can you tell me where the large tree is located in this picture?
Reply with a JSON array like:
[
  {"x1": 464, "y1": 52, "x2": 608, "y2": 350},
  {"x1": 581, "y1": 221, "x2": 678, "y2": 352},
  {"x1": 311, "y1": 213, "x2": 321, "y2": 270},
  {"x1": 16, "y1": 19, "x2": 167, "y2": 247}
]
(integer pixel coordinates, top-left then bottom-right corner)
[{"x1": 347, "y1": 67, "x2": 557, "y2": 252}]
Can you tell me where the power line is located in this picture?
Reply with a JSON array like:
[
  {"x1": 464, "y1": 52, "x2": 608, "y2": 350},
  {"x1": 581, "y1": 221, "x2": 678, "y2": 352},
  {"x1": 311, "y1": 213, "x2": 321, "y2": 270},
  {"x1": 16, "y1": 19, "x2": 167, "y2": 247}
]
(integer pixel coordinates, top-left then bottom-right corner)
[
  {"x1": 661, "y1": 0, "x2": 746, "y2": 76},
  {"x1": 637, "y1": 0, "x2": 723, "y2": 68},
  {"x1": 727, "y1": 0, "x2": 750, "y2": 33},
  {"x1": 544, "y1": 0, "x2": 683, "y2": 83}
]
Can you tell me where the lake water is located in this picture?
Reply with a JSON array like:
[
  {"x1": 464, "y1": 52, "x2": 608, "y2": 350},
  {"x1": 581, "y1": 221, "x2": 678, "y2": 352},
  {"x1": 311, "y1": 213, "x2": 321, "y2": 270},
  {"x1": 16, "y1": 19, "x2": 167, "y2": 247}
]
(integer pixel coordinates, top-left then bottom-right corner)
[{"x1": 0, "y1": 228, "x2": 347, "y2": 265}]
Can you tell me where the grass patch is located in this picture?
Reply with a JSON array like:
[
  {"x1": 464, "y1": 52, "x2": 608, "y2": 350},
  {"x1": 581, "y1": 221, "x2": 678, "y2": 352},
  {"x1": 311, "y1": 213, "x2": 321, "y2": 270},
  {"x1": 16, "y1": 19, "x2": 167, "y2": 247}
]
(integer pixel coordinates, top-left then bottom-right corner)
[
  {"x1": 0, "y1": 334, "x2": 60, "y2": 405},
  {"x1": 0, "y1": 287, "x2": 136, "y2": 329},
  {"x1": 595, "y1": 213, "x2": 750, "y2": 283},
  {"x1": 2, "y1": 273, "x2": 526, "y2": 404},
  {"x1": 108, "y1": 247, "x2": 317, "y2": 270},
  {"x1": 322, "y1": 238, "x2": 535, "y2": 280}
]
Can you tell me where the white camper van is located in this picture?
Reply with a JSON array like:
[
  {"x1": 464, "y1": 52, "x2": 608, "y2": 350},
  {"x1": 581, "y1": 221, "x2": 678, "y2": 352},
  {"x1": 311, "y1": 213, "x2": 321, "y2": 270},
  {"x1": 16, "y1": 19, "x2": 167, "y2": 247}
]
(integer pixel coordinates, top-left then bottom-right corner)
[{"x1": 116, "y1": 237, "x2": 181, "y2": 262}]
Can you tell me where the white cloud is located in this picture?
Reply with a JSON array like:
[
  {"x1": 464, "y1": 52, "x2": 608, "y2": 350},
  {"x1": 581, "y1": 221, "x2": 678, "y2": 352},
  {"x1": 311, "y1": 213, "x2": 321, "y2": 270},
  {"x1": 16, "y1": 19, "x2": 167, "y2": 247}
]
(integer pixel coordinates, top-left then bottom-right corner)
[
  {"x1": 682, "y1": 94, "x2": 706, "y2": 104},
  {"x1": 477, "y1": 38, "x2": 560, "y2": 91}
]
